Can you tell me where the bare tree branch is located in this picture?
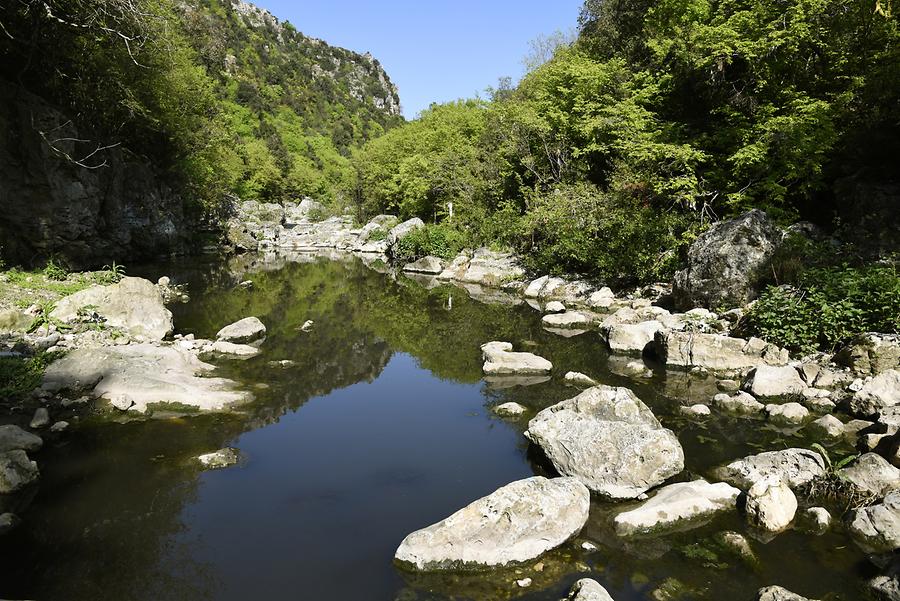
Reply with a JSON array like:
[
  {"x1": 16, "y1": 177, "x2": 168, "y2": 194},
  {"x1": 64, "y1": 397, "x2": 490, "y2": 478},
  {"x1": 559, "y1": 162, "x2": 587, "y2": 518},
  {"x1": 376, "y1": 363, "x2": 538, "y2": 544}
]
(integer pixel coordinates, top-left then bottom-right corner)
[{"x1": 32, "y1": 115, "x2": 121, "y2": 169}]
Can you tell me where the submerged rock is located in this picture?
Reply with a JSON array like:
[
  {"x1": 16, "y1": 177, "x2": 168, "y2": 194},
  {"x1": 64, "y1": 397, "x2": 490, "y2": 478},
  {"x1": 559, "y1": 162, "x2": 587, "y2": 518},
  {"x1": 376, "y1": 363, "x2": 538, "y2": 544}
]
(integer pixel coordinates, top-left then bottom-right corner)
[
  {"x1": 29, "y1": 407, "x2": 50, "y2": 429},
  {"x1": 42, "y1": 344, "x2": 252, "y2": 413},
  {"x1": 197, "y1": 448, "x2": 241, "y2": 470},
  {"x1": 713, "y1": 391, "x2": 766, "y2": 417},
  {"x1": 0, "y1": 449, "x2": 39, "y2": 493},
  {"x1": 526, "y1": 386, "x2": 684, "y2": 499},
  {"x1": 50, "y1": 276, "x2": 173, "y2": 340},
  {"x1": 745, "y1": 477, "x2": 797, "y2": 533},
  {"x1": 603, "y1": 321, "x2": 664, "y2": 355},
  {"x1": 481, "y1": 342, "x2": 552, "y2": 376},
  {"x1": 208, "y1": 340, "x2": 261, "y2": 358},
  {"x1": 613, "y1": 479, "x2": 741, "y2": 536},
  {"x1": 0, "y1": 425, "x2": 43, "y2": 453},
  {"x1": 713, "y1": 448, "x2": 825, "y2": 491},
  {"x1": 216, "y1": 316, "x2": 266, "y2": 344},
  {"x1": 0, "y1": 512, "x2": 20, "y2": 535},
  {"x1": 567, "y1": 579, "x2": 615, "y2": 601},
  {"x1": 394, "y1": 476, "x2": 589, "y2": 570},
  {"x1": 493, "y1": 402, "x2": 527, "y2": 418},
  {"x1": 849, "y1": 490, "x2": 900, "y2": 553},
  {"x1": 541, "y1": 311, "x2": 593, "y2": 329}
]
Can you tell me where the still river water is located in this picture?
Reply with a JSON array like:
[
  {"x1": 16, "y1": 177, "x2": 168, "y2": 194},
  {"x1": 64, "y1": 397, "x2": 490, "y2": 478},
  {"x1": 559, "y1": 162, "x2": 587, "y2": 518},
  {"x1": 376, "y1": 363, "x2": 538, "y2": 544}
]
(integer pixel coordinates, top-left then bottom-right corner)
[{"x1": 0, "y1": 252, "x2": 873, "y2": 600}]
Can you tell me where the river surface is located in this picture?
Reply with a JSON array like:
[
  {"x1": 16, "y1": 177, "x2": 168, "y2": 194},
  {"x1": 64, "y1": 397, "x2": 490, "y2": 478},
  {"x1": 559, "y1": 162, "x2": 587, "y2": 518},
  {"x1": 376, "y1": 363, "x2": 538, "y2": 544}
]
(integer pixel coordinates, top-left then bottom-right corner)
[{"x1": 0, "y1": 253, "x2": 874, "y2": 600}]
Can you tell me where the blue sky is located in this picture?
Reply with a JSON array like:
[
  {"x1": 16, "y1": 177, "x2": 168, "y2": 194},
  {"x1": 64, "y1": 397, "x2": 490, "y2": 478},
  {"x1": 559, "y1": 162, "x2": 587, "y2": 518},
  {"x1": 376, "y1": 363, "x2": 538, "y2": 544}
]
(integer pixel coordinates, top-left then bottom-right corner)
[{"x1": 254, "y1": 0, "x2": 584, "y2": 118}]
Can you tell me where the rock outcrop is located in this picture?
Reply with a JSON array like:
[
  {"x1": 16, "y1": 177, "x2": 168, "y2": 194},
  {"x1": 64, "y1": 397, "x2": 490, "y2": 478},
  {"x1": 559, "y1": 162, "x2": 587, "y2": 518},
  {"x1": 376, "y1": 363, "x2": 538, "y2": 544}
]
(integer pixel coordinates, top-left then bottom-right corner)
[
  {"x1": 653, "y1": 331, "x2": 789, "y2": 373},
  {"x1": 526, "y1": 386, "x2": 684, "y2": 499},
  {"x1": 51, "y1": 277, "x2": 173, "y2": 341},
  {"x1": 394, "y1": 476, "x2": 589, "y2": 570},
  {"x1": 849, "y1": 490, "x2": 900, "y2": 553},
  {"x1": 673, "y1": 209, "x2": 784, "y2": 310},
  {"x1": 481, "y1": 342, "x2": 552, "y2": 376}
]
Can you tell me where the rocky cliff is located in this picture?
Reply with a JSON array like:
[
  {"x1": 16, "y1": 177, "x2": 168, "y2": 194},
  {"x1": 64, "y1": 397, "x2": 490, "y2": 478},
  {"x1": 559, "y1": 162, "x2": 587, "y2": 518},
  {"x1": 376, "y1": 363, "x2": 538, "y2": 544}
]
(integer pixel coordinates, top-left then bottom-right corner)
[{"x1": 0, "y1": 84, "x2": 192, "y2": 267}]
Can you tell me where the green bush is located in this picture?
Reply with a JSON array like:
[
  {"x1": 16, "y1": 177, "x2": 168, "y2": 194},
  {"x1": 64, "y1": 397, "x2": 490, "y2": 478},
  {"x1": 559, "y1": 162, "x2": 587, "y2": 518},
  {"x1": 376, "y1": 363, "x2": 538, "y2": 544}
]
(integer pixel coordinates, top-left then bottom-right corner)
[
  {"x1": 518, "y1": 184, "x2": 692, "y2": 286},
  {"x1": 42, "y1": 259, "x2": 68, "y2": 281},
  {"x1": 742, "y1": 265, "x2": 900, "y2": 354},
  {"x1": 0, "y1": 352, "x2": 60, "y2": 399},
  {"x1": 391, "y1": 224, "x2": 469, "y2": 265}
]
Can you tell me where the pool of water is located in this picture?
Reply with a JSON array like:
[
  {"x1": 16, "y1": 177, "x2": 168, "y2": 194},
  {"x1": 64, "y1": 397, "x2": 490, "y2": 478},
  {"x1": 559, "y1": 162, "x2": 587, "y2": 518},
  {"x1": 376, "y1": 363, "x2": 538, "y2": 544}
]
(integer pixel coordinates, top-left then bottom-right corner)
[{"x1": 0, "y1": 253, "x2": 874, "y2": 600}]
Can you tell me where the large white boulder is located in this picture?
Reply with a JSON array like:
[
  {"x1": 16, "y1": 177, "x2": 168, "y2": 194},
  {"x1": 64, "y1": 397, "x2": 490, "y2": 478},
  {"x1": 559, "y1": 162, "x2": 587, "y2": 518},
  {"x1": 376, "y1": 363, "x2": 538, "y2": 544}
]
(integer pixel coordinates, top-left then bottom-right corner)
[
  {"x1": 394, "y1": 476, "x2": 589, "y2": 570},
  {"x1": 481, "y1": 342, "x2": 552, "y2": 375},
  {"x1": 386, "y1": 217, "x2": 424, "y2": 247},
  {"x1": 851, "y1": 370, "x2": 900, "y2": 417},
  {"x1": 216, "y1": 316, "x2": 266, "y2": 344},
  {"x1": 839, "y1": 453, "x2": 900, "y2": 498},
  {"x1": 654, "y1": 330, "x2": 789, "y2": 373},
  {"x1": 51, "y1": 277, "x2": 173, "y2": 340},
  {"x1": 526, "y1": 386, "x2": 684, "y2": 499},
  {"x1": 613, "y1": 479, "x2": 741, "y2": 536}
]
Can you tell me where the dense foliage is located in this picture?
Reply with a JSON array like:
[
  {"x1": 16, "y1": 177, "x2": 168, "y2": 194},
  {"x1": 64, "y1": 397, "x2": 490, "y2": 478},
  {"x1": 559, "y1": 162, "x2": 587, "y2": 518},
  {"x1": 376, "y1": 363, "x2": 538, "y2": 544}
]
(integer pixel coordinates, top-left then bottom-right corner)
[
  {"x1": 741, "y1": 265, "x2": 900, "y2": 353},
  {"x1": 0, "y1": 0, "x2": 401, "y2": 210},
  {"x1": 355, "y1": 0, "x2": 899, "y2": 284}
]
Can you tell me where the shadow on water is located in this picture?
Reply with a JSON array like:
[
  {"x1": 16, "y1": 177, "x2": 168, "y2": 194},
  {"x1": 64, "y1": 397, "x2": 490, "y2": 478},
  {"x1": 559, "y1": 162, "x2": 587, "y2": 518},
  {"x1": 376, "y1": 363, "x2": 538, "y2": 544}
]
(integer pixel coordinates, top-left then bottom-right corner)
[{"x1": 0, "y1": 252, "x2": 873, "y2": 600}]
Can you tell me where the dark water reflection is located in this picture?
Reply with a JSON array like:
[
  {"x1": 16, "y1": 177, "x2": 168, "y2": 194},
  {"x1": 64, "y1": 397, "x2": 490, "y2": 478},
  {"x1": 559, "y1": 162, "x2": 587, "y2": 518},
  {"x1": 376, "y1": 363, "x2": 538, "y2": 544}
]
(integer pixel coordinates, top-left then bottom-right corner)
[{"x1": 0, "y1": 253, "x2": 871, "y2": 600}]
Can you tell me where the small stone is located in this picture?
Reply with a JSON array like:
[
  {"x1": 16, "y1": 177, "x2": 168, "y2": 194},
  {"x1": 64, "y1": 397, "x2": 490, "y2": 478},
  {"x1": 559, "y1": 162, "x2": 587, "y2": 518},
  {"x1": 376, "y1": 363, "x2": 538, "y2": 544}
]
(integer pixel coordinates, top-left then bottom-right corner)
[
  {"x1": 109, "y1": 393, "x2": 135, "y2": 411},
  {"x1": 50, "y1": 421, "x2": 69, "y2": 433},
  {"x1": 681, "y1": 404, "x2": 711, "y2": 418},
  {"x1": 29, "y1": 407, "x2": 50, "y2": 429},
  {"x1": 268, "y1": 360, "x2": 296, "y2": 368},
  {"x1": 803, "y1": 396, "x2": 836, "y2": 413},
  {"x1": 565, "y1": 371, "x2": 599, "y2": 388},
  {"x1": 713, "y1": 391, "x2": 765, "y2": 417},
  {"x1": 717, "y1": 379, "x2": 741, "y2": 392},
  {"x1": 516, "y1": 578, "x2": 532, "y2": 588},
  {"x1": 0, "y1": 450, "x2": 39, "y2": 493},
  {"x1": 758, "y1": 586, "x2": 819, "y2": 601},
  {"x1": 545, "y1": 301, "x2": 566, "y2": 313},
  {"x1": 0, "y1": 513, "x2": 21, "y2": 535},
  {"x1": 801, "y1": 507, "x2": 832, "y2": 534},
  {"x1": 567, "y1": 578, "x2": 615, "y2": 601},
  {"x1": 300, "y1": 320, "x2": 314, "y2": 332},
  {"x1": 581, "y1": 541, "x2": 598, "y2": 551},
  {"x1": 157, "y1": 276, "x2": 171, "y2": 287},
  {"x1": 493, "y1": 402, "x2": 527, "y2": 418}
]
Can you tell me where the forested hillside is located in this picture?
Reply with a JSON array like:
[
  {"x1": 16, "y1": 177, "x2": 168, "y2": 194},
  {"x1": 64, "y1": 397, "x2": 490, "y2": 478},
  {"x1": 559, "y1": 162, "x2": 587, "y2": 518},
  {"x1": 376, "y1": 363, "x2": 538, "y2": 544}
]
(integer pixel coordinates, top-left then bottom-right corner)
[
  {"x1": 0, "y1": 0, "x2": 401, "y2": 216},
  {"x1": 354, "y1": 0, "x2": 899, "y2": 285}
]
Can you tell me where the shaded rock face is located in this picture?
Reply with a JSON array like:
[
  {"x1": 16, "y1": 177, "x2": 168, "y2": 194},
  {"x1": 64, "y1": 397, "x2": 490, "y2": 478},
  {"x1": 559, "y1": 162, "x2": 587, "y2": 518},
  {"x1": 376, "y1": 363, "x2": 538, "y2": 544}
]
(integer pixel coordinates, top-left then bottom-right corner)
[
  {"x1": 525, "y1": 386, "x2": 684, "y2": 499},
  {"x1": 394, "y1": 476, "x2": 589, "y2": 570},
  {"x1": 0, "y1": 426, "x2": 42, "y2": 453},
  {"x1": 0, "y1": 83, "x2": 191, "y2": 267},
  {"x1": 0, "y1": 450, "x2": 39, "y2": 494},
  {"x1": 839, "y1": 453, "x2": 900, "y2": 498},
  {"x1": 851, "y1": 370, "x2": 900, "y2": 418},
  {"x1": 51, "y1": 277, "x2": 173, "y2": 341},
  {"x1": 613, "y1": 479, "x2": 740, "y2": 536},
  {"x1": 673, "y1": 209, "x2": 784, "y2": 310},
  {"x1": 836, "y1": 333, "x2": 900, "y2": 376}
]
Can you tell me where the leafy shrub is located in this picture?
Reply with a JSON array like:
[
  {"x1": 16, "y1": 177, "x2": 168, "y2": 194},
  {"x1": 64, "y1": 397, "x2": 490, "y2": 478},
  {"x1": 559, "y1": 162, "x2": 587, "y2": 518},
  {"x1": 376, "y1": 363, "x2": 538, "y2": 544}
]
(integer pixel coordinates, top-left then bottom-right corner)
[
  {"x1": 391, "y1": 224, "x2": 469, "y2": 265},
  {"x1": 42, "y1": 259, "x2": 68, "y2": 281},
  {"x1": 367, "y1": 228, "x2": 388, "y2": 242},
  {"x1": 742, "y1": 265, "x2": 900, "y2": 354},
  {"x1": 0, "y1": 351, "x2": 60, "y2": 400},
  {"x1": 97, "y1": 262, "x2": 127, "y2": 285},
  {"x1": 518, "y1": 184, "x2": 692, "y2": 286}
]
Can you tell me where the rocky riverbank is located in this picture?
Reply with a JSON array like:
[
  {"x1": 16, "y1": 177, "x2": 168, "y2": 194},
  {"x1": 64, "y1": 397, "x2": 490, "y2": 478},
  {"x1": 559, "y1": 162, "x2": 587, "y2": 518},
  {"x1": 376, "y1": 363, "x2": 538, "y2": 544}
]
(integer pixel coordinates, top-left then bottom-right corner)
[{"x1": 2, "y1": 208, "x2": 900, "y2": 599}]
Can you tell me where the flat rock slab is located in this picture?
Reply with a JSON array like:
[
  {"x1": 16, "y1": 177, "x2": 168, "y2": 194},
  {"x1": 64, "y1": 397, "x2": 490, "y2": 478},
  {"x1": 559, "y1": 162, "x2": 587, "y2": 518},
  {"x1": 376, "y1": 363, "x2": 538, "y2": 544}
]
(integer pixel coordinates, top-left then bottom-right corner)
[
  {"x1": 541, "y1": 312, "x2": 593, "y2": 329},
  {"x1": 481, "y1": 342, "x2": 552, "y2": 375},
  {"x1": 654, "y1": 330, "x2": 788, "y2": 373},
  {"x1": 42, "y1": 344, "x2": 252, "y2": 413},
  {"x1": 713, "y1": 448, "x2": 825, "y2": 491},
  {"x1": 394, "y1": 476, "x2": 589, "y2": 570},
  {"x1": 216, "y1": 316, "x2": 266, "y2": 344},
  {"x1": 51, "y1": 277, "x2": 173, "y2": 340},
  {"x1": 526, "y1": 385, "x2": 684, "y2": 499},
  {"x1": 614, "y1": 479, "x2": 741, "y2": 536},
  {"x1": 0, "y1": 425, "x2": 42, "y2": 453}
]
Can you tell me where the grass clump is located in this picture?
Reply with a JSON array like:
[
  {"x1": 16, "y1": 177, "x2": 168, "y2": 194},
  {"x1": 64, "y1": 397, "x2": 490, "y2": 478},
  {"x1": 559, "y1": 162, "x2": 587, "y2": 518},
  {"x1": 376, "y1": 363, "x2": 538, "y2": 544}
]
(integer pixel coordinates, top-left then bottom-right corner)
[{"x1": 0, "y1": 351, "x2": 61, "y2": 400}]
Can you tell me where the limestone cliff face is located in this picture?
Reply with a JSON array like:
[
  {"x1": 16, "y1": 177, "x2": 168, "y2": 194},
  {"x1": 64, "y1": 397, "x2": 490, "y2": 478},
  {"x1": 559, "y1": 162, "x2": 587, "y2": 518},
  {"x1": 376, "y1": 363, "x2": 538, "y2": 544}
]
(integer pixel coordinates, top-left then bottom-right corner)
[{"x1": 0, "y1": 84, "x2": 193, "y2": 267}]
